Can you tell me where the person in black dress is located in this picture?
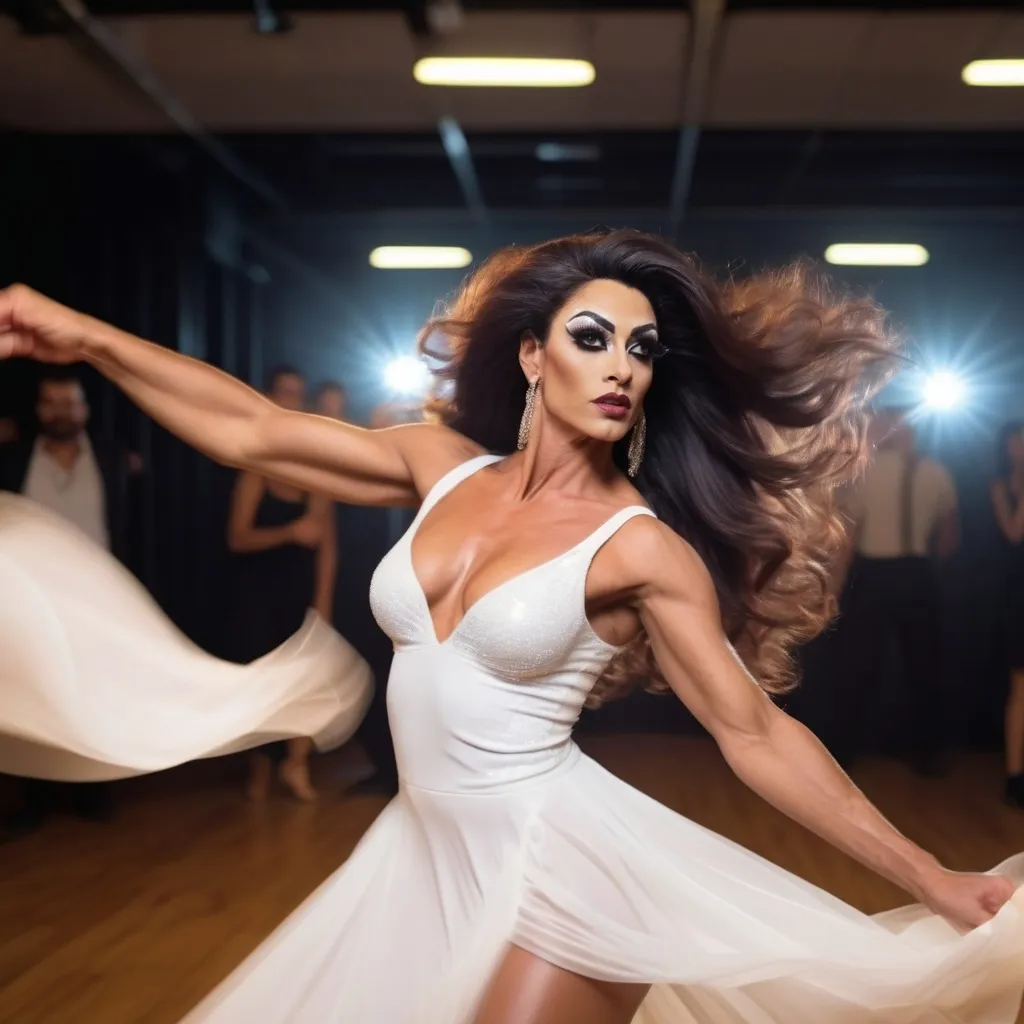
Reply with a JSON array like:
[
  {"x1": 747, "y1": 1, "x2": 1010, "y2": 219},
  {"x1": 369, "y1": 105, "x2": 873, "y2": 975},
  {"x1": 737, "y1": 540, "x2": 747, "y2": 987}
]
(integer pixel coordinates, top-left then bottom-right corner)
[
  {"x1": 314, "y1": 381, "x2": 400, "y2": 796},
  {"x1": 227, "y1": 366, "x2": 336, "y2": 800},
  {"x1": 991, "y1": 420, "x2": 1024, "y2": 808}
]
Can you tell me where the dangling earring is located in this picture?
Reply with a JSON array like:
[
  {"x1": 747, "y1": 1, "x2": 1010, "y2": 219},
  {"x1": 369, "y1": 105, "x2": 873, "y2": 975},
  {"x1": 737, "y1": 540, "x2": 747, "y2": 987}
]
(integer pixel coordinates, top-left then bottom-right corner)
[
  {"x1": 517, "y1": 378, "x2": 540, "y2": 451},
  {"x1": 627, "y1": 408, "x2": 646, "y2": 478}
]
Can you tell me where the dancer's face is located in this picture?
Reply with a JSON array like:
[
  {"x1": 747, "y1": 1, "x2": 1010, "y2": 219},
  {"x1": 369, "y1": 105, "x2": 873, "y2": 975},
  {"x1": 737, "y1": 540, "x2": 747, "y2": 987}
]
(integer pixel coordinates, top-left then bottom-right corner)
[
  {"x1": 268, "y1": 372, "x2": 305, "y2": 411},
  {"x1": 36, "y1": 380, "x2": 89, "y2": 442},
  {"x1": 520, "y1": 278, "x2": 658, "y2": 446}
]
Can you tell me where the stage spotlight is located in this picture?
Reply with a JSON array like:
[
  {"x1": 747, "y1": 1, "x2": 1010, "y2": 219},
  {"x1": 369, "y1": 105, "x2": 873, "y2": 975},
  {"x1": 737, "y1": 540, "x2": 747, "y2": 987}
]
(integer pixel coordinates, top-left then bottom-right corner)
[
  {"x1": 922, "y1": 371, "x2": 966, "y2": 411},
  {"x1": 384, "y1": 355, "x2": 430, "y2": 397}
]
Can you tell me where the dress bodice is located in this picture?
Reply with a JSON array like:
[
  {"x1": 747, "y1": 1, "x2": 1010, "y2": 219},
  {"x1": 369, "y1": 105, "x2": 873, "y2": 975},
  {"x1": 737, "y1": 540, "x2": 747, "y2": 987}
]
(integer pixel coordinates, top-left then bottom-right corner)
[{"x1": 369, "y1": 454, "x2": 655, "y2": 792}]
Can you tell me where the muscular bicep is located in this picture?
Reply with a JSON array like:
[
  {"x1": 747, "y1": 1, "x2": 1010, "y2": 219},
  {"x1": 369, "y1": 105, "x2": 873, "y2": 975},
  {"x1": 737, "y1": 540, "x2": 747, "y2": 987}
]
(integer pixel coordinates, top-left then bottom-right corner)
[
  {"x1": 632, "y1": 524, "x2": 775, "y2": 745},
  {"x1": 244, "y1": 414, "x2": 480, "y2": 507}
]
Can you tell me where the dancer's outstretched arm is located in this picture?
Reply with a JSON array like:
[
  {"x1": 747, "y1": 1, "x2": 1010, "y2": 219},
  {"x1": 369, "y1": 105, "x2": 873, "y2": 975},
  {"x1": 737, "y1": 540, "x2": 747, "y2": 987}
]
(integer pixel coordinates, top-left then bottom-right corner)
[
  {"x1": 611, "y1": 514, "x2": 1018, "y2": 933},
  {"x1": 0, "y1": 285, "x2": 480, "y2": 506}
]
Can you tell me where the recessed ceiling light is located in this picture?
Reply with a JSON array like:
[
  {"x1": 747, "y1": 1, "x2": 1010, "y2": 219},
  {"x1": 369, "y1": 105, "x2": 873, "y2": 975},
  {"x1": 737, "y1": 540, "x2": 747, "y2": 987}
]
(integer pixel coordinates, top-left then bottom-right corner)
[
  {"x1": 535, "y1": 142, "x2": 602, "y2": 163},
  {"x1": 413, "y1": 57, "x2": 596, "y2": 88},
  {"x1": 962, "y1": 59, "x2": 1024, "y2": 87},
  {"x1": 824, "y1": 243, "x2": 929, "y2": 267},
  {"x1": 369, "y1": 246, "x2": 473, "y2": 270}
]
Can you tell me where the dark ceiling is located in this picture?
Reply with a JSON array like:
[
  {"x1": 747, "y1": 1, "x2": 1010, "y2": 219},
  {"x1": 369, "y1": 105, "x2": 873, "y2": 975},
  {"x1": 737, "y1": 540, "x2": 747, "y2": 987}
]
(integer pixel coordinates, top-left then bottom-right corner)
[
  {"x1": 2, "y1": 0, "x2": 1022, "y2": 216},
  {"x1": 4, "y1": 0, "x2": 1022, "y2": 22}
]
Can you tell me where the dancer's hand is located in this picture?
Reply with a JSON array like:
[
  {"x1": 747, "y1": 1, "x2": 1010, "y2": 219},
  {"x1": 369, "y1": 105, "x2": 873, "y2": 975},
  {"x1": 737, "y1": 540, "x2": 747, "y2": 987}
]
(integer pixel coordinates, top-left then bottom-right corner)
[
  {"x1": 0, "y1": 284, "x2": 89, "y2": 364},
  {"x1": 290, "y1": 514, "x2": 323, "y2": 548},
  {"x1": 920, "y1": 868, "x2": 1017, "y2": 932}
]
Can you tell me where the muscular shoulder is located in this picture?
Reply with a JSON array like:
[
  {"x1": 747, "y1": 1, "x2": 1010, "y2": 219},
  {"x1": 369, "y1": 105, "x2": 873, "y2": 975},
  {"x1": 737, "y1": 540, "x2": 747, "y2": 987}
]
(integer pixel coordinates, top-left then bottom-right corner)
[
  {"x1": 388, "y1": 422, "x2": 487, "y2": 500},
  {"x1": 601, "y1": 513, "x2": 717, "y2": 610}
]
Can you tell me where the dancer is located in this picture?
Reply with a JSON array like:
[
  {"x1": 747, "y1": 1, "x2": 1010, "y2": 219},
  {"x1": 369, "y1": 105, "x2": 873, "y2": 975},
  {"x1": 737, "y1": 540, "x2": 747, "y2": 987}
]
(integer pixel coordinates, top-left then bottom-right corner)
[
  {"x1": 226, "y1": 365, "x2": 335, "y2": 801},
  {"x1": 992, "y1": 420, "x2": 1024, "y2": 808},
  {"x1": 0, "y1": 231, "x2": 1022, "y2": 1023}
]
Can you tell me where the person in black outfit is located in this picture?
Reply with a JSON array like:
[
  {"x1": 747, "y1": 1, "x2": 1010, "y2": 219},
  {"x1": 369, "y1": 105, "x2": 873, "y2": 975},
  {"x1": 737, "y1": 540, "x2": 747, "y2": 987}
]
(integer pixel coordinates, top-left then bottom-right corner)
[
  {"x1": 227, "y1": 366, "x2": 336, "y2": 800},
  {"x1": 829, "y1": 408, "x2": 958, "y2": 777},
  {"x1": 0, "y1": 369, "x2": 140, "y2": 838},
  {"x1": 991, "y1": 420, "x2": 1024, "y2": 807},
  {"x1": 314, "y1": 382, "x2": 400, "y2": 796}
]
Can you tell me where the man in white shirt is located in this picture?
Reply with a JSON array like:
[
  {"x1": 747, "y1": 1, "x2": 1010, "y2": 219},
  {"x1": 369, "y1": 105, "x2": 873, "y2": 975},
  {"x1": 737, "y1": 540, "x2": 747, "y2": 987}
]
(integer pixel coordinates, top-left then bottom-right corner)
[
  {"x1": 835, "y1": 407, "x2": 958, "y2": 776},
  {"x1": 0, "y1": 371, "x2": 138, "y2": 839}
]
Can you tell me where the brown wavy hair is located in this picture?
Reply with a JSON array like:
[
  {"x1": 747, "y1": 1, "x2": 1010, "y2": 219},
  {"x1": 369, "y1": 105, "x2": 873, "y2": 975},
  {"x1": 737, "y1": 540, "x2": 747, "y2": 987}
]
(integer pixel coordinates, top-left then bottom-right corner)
[{"x1": 420, "y1": 230, "x2": 899, "y2": 704}]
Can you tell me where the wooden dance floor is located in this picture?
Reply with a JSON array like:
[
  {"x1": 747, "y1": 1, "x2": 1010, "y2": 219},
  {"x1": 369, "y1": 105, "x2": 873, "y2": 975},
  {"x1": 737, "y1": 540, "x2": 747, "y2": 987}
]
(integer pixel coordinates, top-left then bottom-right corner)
[{"x1": 1, "y1": 735, "x2": 1022, "y2": 1023}]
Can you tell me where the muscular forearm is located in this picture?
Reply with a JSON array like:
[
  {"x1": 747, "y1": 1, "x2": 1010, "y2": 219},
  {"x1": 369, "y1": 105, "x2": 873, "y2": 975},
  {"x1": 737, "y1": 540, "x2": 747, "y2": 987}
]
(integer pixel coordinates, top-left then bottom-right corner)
[
  {"x1": 79, "y1": 313, "x2": 271, "y2": 468},
  {"x1": 720, "y1": 711, "x2": 942, "y2": 900}
]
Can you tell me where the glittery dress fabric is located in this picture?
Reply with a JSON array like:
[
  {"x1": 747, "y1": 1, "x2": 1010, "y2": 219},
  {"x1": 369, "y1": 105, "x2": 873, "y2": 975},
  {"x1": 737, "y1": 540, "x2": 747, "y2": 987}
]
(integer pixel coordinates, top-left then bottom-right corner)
[
  {"x1": 0, "y1": 492, "x2": 373, "y2": 781},
  {"x1": 177, "y1": 454, "x2": 1024, "y2": 1023}
]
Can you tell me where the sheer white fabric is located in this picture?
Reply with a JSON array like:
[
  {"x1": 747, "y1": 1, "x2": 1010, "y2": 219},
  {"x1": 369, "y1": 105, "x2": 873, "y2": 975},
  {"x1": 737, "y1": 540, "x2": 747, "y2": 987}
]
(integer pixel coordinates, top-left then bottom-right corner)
[
  {"x1": 0, "y1": 493, "x2": 372, "y2": 781},
  {"x1": 2, "y1": 460, "x2": 1022, "y2": 1023}
]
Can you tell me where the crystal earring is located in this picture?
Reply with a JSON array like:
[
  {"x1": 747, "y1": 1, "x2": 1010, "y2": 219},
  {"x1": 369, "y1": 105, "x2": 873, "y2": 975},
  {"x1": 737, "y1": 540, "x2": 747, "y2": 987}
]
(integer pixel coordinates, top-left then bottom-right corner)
[
  {"x1": 517, "y1": 378, "x2": 539, "y2": 451},
  {"x1": 627, "y1": 408, "x2": 646, "y2": 478}
]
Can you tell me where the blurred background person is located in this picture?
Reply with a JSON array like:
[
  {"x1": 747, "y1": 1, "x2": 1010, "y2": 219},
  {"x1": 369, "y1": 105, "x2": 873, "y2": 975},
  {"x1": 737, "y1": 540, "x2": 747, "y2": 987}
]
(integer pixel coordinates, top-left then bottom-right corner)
[
  {"x1": 0, "y1": 369, "x2": 141, "y2": 837},
  {"x1": 313, "y1": 380, "x2": 348, "y2": 422},
  {"x1": 313, "y1": 381, "x2": 401, "y2": 796},
  {"x1": 991, "y1": 420, "x2": 1024, "y2": 808},
  {"x1": 831, "y1": 406, "x2": 959, "y2": 776},
  {"x1": 226, "y1": 365, "x2": 336, "y2": 801}
]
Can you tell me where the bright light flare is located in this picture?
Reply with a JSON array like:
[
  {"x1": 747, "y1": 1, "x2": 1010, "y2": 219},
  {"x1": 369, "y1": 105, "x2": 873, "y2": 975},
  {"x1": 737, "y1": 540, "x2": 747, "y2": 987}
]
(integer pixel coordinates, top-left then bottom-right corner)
[
  {"x1": 413, "y1": 57, "x2": 595, "y2": 88},
  {"x1": 922, "y1": 371, "x2": 966, "y2": 411},
  {"x1": 384, "y1": 356, "x2": 431, "y2": 397}
]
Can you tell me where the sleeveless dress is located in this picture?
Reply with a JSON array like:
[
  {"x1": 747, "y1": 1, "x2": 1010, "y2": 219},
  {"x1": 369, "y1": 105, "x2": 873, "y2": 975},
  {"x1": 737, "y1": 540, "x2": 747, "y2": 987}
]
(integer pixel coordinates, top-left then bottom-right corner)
[
  {"x1": 226, "y1": 484, "x2": 320, "y2": 761},
  {"x1": 0, "y1": 492, "x2": 372, "y2": 781},
  {"x1": 1, "y1": 456, "x2": 1023, "y2": 1022},
  {"x1": 227, "y1": 485, "x2": 318, "y2": 665},
  {"x1": 180, "y1": 455, "x2": 1024, "y2": 1023}
]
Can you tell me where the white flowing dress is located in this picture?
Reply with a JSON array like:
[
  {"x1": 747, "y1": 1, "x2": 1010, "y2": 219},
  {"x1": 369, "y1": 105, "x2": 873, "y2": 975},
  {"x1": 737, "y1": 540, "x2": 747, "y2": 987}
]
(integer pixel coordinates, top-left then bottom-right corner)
[
  {"x1": 2, "y1": 457, "x2": 1023, "y2": 1023},
  {"x1": 0, "y1": 493, "x2": 372, "y2": 780}
]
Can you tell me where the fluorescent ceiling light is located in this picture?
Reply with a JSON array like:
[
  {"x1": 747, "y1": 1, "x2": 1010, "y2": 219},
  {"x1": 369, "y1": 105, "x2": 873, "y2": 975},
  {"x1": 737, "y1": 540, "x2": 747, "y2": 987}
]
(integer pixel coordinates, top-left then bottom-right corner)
[
  {"x1": 413, "y1": 57, "x2": 595, "y2": 88},
  {"x1": 535, "y1": 142, "x2": 601, "y2": 163},
  {"x1": 369, "y1": 246, "x2": 472, "y2": 270},
  {"x1": 962, "y1": 59, "x2": 1024, "y2": 87},
  {"x1": 824, "y1": 243, "x2": 929, "y2": 267}
]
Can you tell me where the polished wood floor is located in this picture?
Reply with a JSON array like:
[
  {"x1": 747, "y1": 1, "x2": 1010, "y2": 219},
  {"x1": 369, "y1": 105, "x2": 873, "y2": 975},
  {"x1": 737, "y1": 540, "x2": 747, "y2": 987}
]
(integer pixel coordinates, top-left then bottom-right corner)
[{"x1": 1, "y1": 736, "x2": 1022, "y2": 1023}]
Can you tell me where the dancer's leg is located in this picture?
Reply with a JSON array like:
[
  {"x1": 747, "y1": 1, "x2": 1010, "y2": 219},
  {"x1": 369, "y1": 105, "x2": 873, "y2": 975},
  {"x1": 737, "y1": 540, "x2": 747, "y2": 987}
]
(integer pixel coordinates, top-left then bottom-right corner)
[{"x1": 473, "y1": 945, "x2": 647, "y2": 1024}]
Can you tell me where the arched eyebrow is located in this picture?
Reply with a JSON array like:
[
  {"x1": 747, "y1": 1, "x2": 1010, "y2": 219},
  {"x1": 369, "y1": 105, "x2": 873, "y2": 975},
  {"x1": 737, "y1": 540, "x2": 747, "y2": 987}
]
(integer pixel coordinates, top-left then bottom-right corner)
[
  {"x1": 566, "y1": 310, "x2": 615, "y2": 332},
  {"x1": 630, "y1": 323, "x2": 658, "y2": 339}
]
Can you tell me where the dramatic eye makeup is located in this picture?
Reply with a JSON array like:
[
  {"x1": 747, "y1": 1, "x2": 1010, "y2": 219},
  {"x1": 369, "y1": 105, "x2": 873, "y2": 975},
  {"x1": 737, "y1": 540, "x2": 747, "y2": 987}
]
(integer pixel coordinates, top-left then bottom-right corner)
[{"x1": 565, "y1": 310, "x2": 662, "y2": 361}]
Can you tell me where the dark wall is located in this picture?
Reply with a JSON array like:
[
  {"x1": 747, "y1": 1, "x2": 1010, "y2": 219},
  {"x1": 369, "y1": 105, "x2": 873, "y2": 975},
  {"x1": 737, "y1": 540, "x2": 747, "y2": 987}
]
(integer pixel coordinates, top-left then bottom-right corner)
[
  {"x1": 2, "y1": 132, "x2": 1021, "y2": 751},
  {"x1": 0, "y1": 135, "x2": 266, "y2": 649}
]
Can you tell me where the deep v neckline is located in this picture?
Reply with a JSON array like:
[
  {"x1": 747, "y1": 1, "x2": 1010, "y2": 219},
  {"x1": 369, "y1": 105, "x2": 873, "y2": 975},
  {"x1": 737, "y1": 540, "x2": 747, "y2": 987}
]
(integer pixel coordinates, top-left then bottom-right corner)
[{"x1": 406, "y1": 456, "x2": 650, "y2": 647}]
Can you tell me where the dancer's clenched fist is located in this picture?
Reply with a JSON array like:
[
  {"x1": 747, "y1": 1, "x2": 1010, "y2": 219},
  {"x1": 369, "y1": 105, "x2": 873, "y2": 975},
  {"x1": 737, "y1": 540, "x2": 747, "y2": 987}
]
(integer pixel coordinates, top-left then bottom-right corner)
[{"x1": 0, "y1": 284, "x2": 90, "y2": 365}]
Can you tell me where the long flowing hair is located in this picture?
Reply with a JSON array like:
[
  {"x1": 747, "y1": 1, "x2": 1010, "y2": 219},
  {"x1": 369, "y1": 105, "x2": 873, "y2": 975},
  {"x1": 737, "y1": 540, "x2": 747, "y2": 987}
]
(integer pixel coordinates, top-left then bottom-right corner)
[{"x1": 419, "y1": 230, "x2": 899, "y2": 703}]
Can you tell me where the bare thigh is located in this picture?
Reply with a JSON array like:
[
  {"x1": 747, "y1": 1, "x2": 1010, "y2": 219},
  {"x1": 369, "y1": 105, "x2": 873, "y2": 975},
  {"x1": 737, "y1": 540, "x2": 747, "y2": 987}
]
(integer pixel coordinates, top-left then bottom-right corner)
[{"x1": 472, "y1": 944, "x2": 648, "y2": 1024}]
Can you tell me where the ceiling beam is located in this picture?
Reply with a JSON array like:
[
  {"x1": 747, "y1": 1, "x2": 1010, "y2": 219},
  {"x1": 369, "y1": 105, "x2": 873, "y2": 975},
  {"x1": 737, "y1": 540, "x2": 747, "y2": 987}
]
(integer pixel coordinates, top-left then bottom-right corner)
[
  {"x1": 667, "y1": 0, "x2": 725, "y2": 238},
  {"x1": 438, "y1": 116, "x2": 489, "y2": 225},
  {"x1": 54, "y1": 0, "x2": 285, "y2": 208}
]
